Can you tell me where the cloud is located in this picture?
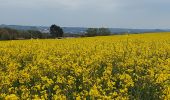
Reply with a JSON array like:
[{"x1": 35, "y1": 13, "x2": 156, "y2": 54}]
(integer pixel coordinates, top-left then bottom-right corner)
[
  {"x1": 0, "y1": 0, "x2": 119, "y2": 10},
  {"x1": 0, "y1": 0, "x2": 170, "y2": 28}
]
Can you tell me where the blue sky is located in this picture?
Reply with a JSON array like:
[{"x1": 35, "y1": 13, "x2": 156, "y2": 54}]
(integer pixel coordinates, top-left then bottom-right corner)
[{"x1": 0, "y1": 0, "x2": 170, "y2": 28}]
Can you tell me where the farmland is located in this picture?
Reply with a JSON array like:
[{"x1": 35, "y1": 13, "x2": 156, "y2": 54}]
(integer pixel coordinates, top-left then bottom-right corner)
[{"x1": 0, "y1": 33, "x2": 170, "y2": 99}]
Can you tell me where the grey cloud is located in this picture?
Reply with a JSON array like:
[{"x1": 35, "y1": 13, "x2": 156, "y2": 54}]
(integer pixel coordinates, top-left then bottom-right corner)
[{"x1": 0, "y1": 0, "x2": 170, "y2": 28}]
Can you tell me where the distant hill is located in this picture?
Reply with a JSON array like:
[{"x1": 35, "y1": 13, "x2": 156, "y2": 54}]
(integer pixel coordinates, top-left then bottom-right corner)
[
  {"x1": 0, "y1": 24, "x2": 170, "y2": 34},
  {"x1": 109, "y1": 28, "x2": 169, "y2": 34}
]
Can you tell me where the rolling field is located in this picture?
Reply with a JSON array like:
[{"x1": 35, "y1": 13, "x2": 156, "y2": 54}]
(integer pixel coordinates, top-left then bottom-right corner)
[{"x1": 0, "y1": 33, "x2": 170, "y2": 99}]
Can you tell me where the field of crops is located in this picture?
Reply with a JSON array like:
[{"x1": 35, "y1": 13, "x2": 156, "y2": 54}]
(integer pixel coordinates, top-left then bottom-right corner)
[{"x1": 0, "y1": 33, "x2": 170, "y2": 99}]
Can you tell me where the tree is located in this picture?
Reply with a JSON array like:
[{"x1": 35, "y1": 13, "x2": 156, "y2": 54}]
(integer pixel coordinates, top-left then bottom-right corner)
[
  {"x1": 27, "y1": 30, "x2": 43, "y2": 39},
  {"x1": 0, "y1": 29, "x2": 10, "y2": 40},
  {"x1": 98, "y1": 28, "x2": 111, "y2": 36},
  {"x1": 50, "y1": 24, "x2": 63, "y2": 38},
  {"x1": 85, "y1": 27, "x2": 111, "y2": 37},
  {"x1": 0, "y1": 28, "x2": 20, "y2": 40},
  {"x1": 85, "y1": 28, "x2": 98, "y2": 37}
]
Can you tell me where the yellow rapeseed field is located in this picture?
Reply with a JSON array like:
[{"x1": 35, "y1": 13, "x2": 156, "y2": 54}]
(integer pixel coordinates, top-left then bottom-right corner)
[{"x1": 0, "y1": 33, "x2": 170, "y2": 100}]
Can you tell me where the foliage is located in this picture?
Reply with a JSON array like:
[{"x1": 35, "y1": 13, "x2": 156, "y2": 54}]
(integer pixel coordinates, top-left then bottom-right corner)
[
  {"x1": 85, "y1": 28, "x2": 98, "y2": 36},
  {"x1": 0, "y1": 28, "x2": 50, "y2": 40},
  {"x1": 0, "y1": 28, "x2": 19, "y2": 40},
  {"x1": 85, "y1": 28, "x2": 111, "y2": 37},
  {"x1": 50, "y1": 24, "x2": 64, "y2": 38},
  {"x1": 0, "y1": 33, "x2": 170, "y2": 99}
]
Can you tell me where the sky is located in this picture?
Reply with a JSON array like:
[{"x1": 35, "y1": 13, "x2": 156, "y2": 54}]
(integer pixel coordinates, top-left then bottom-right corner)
[{"x1": 0, "y1": 0, "x2": 170, "y2": 28}]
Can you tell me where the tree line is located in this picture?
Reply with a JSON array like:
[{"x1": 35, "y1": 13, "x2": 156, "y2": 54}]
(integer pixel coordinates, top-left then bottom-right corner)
[
  {"x1": 0, "y1": 28, "x2": 50, "y2": 40},
  {"x1": 85, "y1": 28, "x2": 111, "y2": 37},
  {"x1": 0, "y1": 24, "x2": 112, "y2": 40}
]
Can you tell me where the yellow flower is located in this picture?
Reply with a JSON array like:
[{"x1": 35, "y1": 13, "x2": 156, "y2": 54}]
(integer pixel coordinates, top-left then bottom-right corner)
[{"x1": 5, "y1": 94, "x2": 18, "y2": 100}]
